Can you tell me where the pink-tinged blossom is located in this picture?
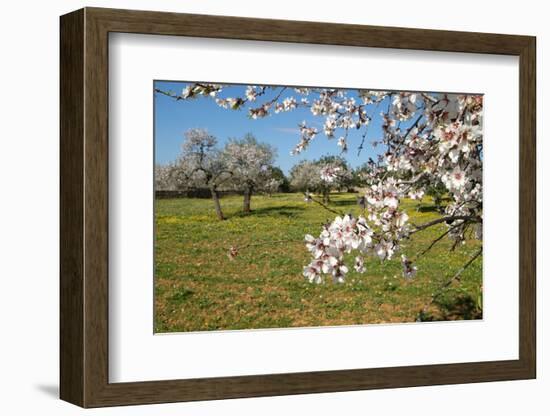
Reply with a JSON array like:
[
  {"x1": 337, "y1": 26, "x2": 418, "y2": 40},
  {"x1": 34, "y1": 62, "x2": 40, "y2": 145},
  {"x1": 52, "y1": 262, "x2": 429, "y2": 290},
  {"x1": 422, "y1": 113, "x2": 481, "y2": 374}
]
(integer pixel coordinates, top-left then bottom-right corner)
[
  {"x1": 320, "y1": 165, "x2": 342, "y2": 183},
  {"x1": 245, "y1": 85, "x2": 258, "y2": 101},
  {"x1": 354, "y1": 256, "x2": 366, "y2": 273},
  {"x1": 283, "y1": 97, "x2": 297, "y2": 111},
  {"x1": 303, "y1": 262, "x2": 322, "y2": 284},
  {"x1": 401, "y1": 255, "x2": 417, "y2": 279},
  {"x1": 442, "y1": 166, "x2": 467, "y2": 191},
  {"x1": 409, "y1": 189, "x2": 425, "y2": 200},
  {"x1": 375, "y1": 239, "x2": 396, "y2": 260},
  {"x1": 303, "y1": 214, "x2": 373, "y2": 283},
  {"x1": 392, "y1": 93, "x2": 418, "y2": 121}
]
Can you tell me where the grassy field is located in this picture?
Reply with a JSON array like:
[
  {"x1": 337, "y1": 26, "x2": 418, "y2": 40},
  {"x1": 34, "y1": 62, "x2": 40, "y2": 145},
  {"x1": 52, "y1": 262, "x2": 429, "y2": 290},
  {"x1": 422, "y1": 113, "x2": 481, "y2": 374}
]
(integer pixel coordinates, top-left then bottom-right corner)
[{"x1": 155, "y1": 192, "x2": 482, "y2": 333}]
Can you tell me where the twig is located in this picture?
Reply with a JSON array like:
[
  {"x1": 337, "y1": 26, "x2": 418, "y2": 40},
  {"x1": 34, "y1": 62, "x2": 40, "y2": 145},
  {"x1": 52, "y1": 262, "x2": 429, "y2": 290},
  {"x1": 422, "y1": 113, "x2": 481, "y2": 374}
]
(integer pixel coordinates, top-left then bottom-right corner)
[
  {"x1": 448, "y1": 247, "x2": 482, "y2": 285},
  {"x1": 306, "y1": 194, "x2": 345, "y2": 216},
  {"x1": 154, "y1": 88, "x2": 182, "y2": 100},
  {"x1": 357, "y1": 102, "x2": 381, "y2": 156},
  {"x1": 403, "y1": 114, "x2": 423, "y2": 140},
  {"x1": 410, "y1": 215, "x2": 481, "y2": 234},
  {"x1": 419, "y1": 247, "x2": 483, "y2": 316},
  {"x1": 412, "y1": 220, "x2": 466, "y2": 262},
  {"x1": 413, "y1": 228, "x2": 452, "y2": 261},
  {"x1": 356, "y1": 126, "x2": 370, "y2": 157}
]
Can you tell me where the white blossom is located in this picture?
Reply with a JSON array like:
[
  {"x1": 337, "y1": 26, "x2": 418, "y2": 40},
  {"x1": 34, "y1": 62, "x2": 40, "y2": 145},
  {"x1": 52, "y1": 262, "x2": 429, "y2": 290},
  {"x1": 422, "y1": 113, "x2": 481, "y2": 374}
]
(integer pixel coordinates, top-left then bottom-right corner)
[
  {"x1": 354, "y1": 256, "x2": 366, "y2": 273},
  {"x1": 320, "y1": 165, "x2": 341, "y2": 183},
  {"x1": 401, "y1": 255, "x2": 417, "y2": 279}
]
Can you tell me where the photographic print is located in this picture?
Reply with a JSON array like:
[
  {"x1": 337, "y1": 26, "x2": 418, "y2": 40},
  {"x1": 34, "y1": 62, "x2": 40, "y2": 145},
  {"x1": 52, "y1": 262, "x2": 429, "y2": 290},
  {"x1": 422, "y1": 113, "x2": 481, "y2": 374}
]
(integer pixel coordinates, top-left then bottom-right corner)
[{"x1": 154, "y1": 82, "x2": 483, "y2": 333}]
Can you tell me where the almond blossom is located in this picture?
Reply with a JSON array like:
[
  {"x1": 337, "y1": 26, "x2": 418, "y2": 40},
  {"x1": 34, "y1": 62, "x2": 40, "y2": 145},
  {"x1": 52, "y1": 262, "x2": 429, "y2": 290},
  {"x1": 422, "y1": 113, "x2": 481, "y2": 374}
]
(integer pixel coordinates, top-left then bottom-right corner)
[
  {"x1": 401, "y1": 255, "x2": 418, "y2": 279},
  {"x1": 303, "y1": 214, "x2": 374, "y2": 284}
]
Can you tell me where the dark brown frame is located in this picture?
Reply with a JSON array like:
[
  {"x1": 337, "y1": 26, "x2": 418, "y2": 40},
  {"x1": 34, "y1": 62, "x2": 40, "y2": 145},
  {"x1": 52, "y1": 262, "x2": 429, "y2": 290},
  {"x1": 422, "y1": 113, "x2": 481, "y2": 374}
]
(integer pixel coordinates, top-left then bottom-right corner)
[{"x1": 60, "y1": 7, "x2": 536, "y2": 408}]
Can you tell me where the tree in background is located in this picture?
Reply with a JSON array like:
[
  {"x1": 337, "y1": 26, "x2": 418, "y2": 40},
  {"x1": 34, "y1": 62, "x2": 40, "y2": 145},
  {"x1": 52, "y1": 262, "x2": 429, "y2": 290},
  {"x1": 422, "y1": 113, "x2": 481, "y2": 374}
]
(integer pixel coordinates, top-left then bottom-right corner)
[
  {"x1": 223, "y1": 133, "x2": 277, "y2": 213},
  {"x1": 316, "y1": 155, "x2": 353, "y2": 196},
  {"x1": 425, "y1": 180, "x2": 448, "y2": 212},
  {"x1": 290, "y1": 156, "x2": 352, "y2": 203},
  {"x1": 263, "y1": 177, "x2": 284, "y2": 197},
  {"x1": 172, "y1": 128, "x2": 231, "y2": 220},
  {"x1": 155, "y1": 163, "x2": 178, "y2": 191},
  {"x1": 268, "y1": 166, "x2": 290, "y2": 193},
  {"x1": 289, "y1": 160, "x2": 321, "y2": 193}
]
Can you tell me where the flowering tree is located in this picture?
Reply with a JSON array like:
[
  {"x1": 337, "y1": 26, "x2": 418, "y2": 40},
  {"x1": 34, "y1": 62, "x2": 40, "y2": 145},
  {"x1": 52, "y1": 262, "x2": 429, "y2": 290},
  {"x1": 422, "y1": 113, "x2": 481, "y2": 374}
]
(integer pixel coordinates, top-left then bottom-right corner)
[
  {"x1": 289, "y1": 160, "x2": 321, "y2": 192},
  {"x1": 263, "y1": 177, "x2": 284, "y2": 197},
  {"x1": 266, "y1": 166, "x2": 290, "y2": 194},
  {"x1": 317, "y1": 155, "x2": 353, "y2": 195},
  {"x1": 223, "y1": 133, "x2": 277, "y2": 213},
  {"x1": 290, "y1": 156, "x2": 352, "y2": 203},
  {"x1": 157, "y1": 84, "x2": 483, "y2": 285},
  {"x1": 171, "y1": 128, "x2": 231, "y2": 220},
  {"x1": 155, "y1": 163, "x2": 178, "y2": 191}
]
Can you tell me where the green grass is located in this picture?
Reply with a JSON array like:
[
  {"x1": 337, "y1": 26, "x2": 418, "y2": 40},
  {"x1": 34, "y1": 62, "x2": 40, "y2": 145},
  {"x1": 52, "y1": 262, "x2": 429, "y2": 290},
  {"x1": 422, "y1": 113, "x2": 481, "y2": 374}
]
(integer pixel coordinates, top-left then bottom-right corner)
[{"x1": 154, "y1": 192, "x2": 482, "y2": 332}]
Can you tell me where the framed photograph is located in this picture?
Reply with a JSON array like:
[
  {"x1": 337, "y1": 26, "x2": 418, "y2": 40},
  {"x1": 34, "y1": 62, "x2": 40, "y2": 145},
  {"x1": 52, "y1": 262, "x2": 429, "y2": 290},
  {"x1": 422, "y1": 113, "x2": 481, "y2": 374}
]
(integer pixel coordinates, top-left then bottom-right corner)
[{"x1": 60, "y1": 7, "x2": 536, "y2": 408}]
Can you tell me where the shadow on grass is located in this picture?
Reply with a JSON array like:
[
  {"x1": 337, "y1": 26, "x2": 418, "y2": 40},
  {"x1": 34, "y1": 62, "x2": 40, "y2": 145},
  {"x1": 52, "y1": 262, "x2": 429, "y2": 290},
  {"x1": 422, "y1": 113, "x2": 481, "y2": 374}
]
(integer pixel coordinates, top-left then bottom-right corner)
[
  {"x1": 234, "y1": 205, "x2": 305, "y2": 218},
  {"x1": 168, "y1": 288, "x2": 195, "y2": 304},
  {"x1": 418, "y1": 291, "x2": 482, "y2": 322},
  {"x1": 415, "y1": 204, "x2": 442, "y2": 213},
  {"x1": 329, "y1": 198, "x2": 359, "y2": 207},
  {"x1": 436, "y1": 292, "x2": 482, "y2": 320}
]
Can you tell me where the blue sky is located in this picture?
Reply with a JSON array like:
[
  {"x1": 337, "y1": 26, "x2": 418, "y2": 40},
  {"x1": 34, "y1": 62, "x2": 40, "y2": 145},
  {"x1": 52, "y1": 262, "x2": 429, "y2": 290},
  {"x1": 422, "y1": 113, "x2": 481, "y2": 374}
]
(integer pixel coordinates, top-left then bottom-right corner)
[{"x1": 154, "y1": 81, "x2": 389, "y2": 174}]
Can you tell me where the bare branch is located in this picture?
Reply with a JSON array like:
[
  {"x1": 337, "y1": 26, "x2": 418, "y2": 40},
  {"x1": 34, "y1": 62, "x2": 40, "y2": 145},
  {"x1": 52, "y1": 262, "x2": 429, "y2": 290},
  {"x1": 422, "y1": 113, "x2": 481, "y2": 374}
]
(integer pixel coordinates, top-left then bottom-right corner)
[
  {"x1": 154, "y1": 88, "x2": 182, "y2": 100},
  {"x1": 419, "y1": 247, "x2": 483, "y2": 317},
  {"x1": 306, "y1": 193, "x2": 345, "y2": 216},
  {"x1": 410, "y1": 215, "x2": 481, "y2": 233},
  {"x1": 413, "y1": 228, "x2": 452, "y2": 260},
  {"x1": 403, "y1": 113, "x2": 423, "y2": 140}
]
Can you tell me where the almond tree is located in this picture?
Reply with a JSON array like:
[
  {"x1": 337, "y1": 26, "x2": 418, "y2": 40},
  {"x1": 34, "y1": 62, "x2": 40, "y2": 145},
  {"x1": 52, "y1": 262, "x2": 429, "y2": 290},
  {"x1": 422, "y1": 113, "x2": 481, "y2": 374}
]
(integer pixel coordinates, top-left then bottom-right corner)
[
  {"x1": 172, "y1": 128, "x2": 231, "y2": 220},
  {"x1": 157, "y1": 85, "x2": 483, "y2": 286},
  {"x1": 155, "y1": 163, "x2": 178, "y2": 191},
  {"x1": 317, "y1": 155, "x2": 353, "y2": 200},
  {"x1": 223, "y1": 133, "x2": 277, "y2": 213},
  {"x1": 290, "y1": 157, "x2": 352, "y2": 203},
  {"x1": 269, "y1": 166, "x2": 290, "y2": 193},
  {"x1": 263, "y1": 177, "x2": 284, "y2": 197},
  {"x1": 289, "y1": 160, "x2": 322, "y2": 194}
]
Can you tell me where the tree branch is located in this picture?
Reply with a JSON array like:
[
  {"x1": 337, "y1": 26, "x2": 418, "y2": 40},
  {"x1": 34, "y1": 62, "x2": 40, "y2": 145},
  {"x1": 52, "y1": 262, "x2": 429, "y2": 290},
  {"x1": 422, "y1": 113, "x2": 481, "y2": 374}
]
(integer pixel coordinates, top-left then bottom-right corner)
[
  {"x1": 154, "y1": 88, "x2": 182, "y2": 100},
  {"x1": 389, "y1": 111, "x2": 424, "y2": 158},
  {"x1": 419, "y1": 247, "x2": 483, "y2": 317},
  {"x1": 410, "y1": 215, "x2": 481, "y2": 233},
  {"x1": 413, "y1": 227, "x2": 452, "y2": 260},
  {"x1": 306, "y1": 193, "x2": 345, "y2": 216}
]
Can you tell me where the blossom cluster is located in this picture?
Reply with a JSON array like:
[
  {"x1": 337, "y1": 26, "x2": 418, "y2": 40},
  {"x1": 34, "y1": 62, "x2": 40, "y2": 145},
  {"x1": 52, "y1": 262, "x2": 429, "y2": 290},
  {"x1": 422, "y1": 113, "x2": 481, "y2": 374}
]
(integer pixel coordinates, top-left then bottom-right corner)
[
  {"x1": 319, "y1": 165, "x2": 342, "y2": 183},
  {"x1": 303, "y1": 215, "x2": 373, "y2": 284}
]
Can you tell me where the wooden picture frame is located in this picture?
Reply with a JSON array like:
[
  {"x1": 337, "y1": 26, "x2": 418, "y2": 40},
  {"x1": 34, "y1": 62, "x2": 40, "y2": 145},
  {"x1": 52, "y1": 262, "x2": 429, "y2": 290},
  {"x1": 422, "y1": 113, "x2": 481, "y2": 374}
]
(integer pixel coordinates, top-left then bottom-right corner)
[{"x1": 60, "y1": 7, "x2": 536, "y2": 408}]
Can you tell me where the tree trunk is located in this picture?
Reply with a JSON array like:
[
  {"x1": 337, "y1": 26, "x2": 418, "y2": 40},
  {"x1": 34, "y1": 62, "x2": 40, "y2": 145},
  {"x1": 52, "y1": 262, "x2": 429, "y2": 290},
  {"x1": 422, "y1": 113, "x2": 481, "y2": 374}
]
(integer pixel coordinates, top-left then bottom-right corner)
[
  {"x1": 243, "y1": 187, "x2": 252, "y2": 213},
  {"x1": 210, "y1": 188, "x2": 225, "y2": 220},
  {"x1": 323, "y1": 190, "x2": 330, "y2": 204}
]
